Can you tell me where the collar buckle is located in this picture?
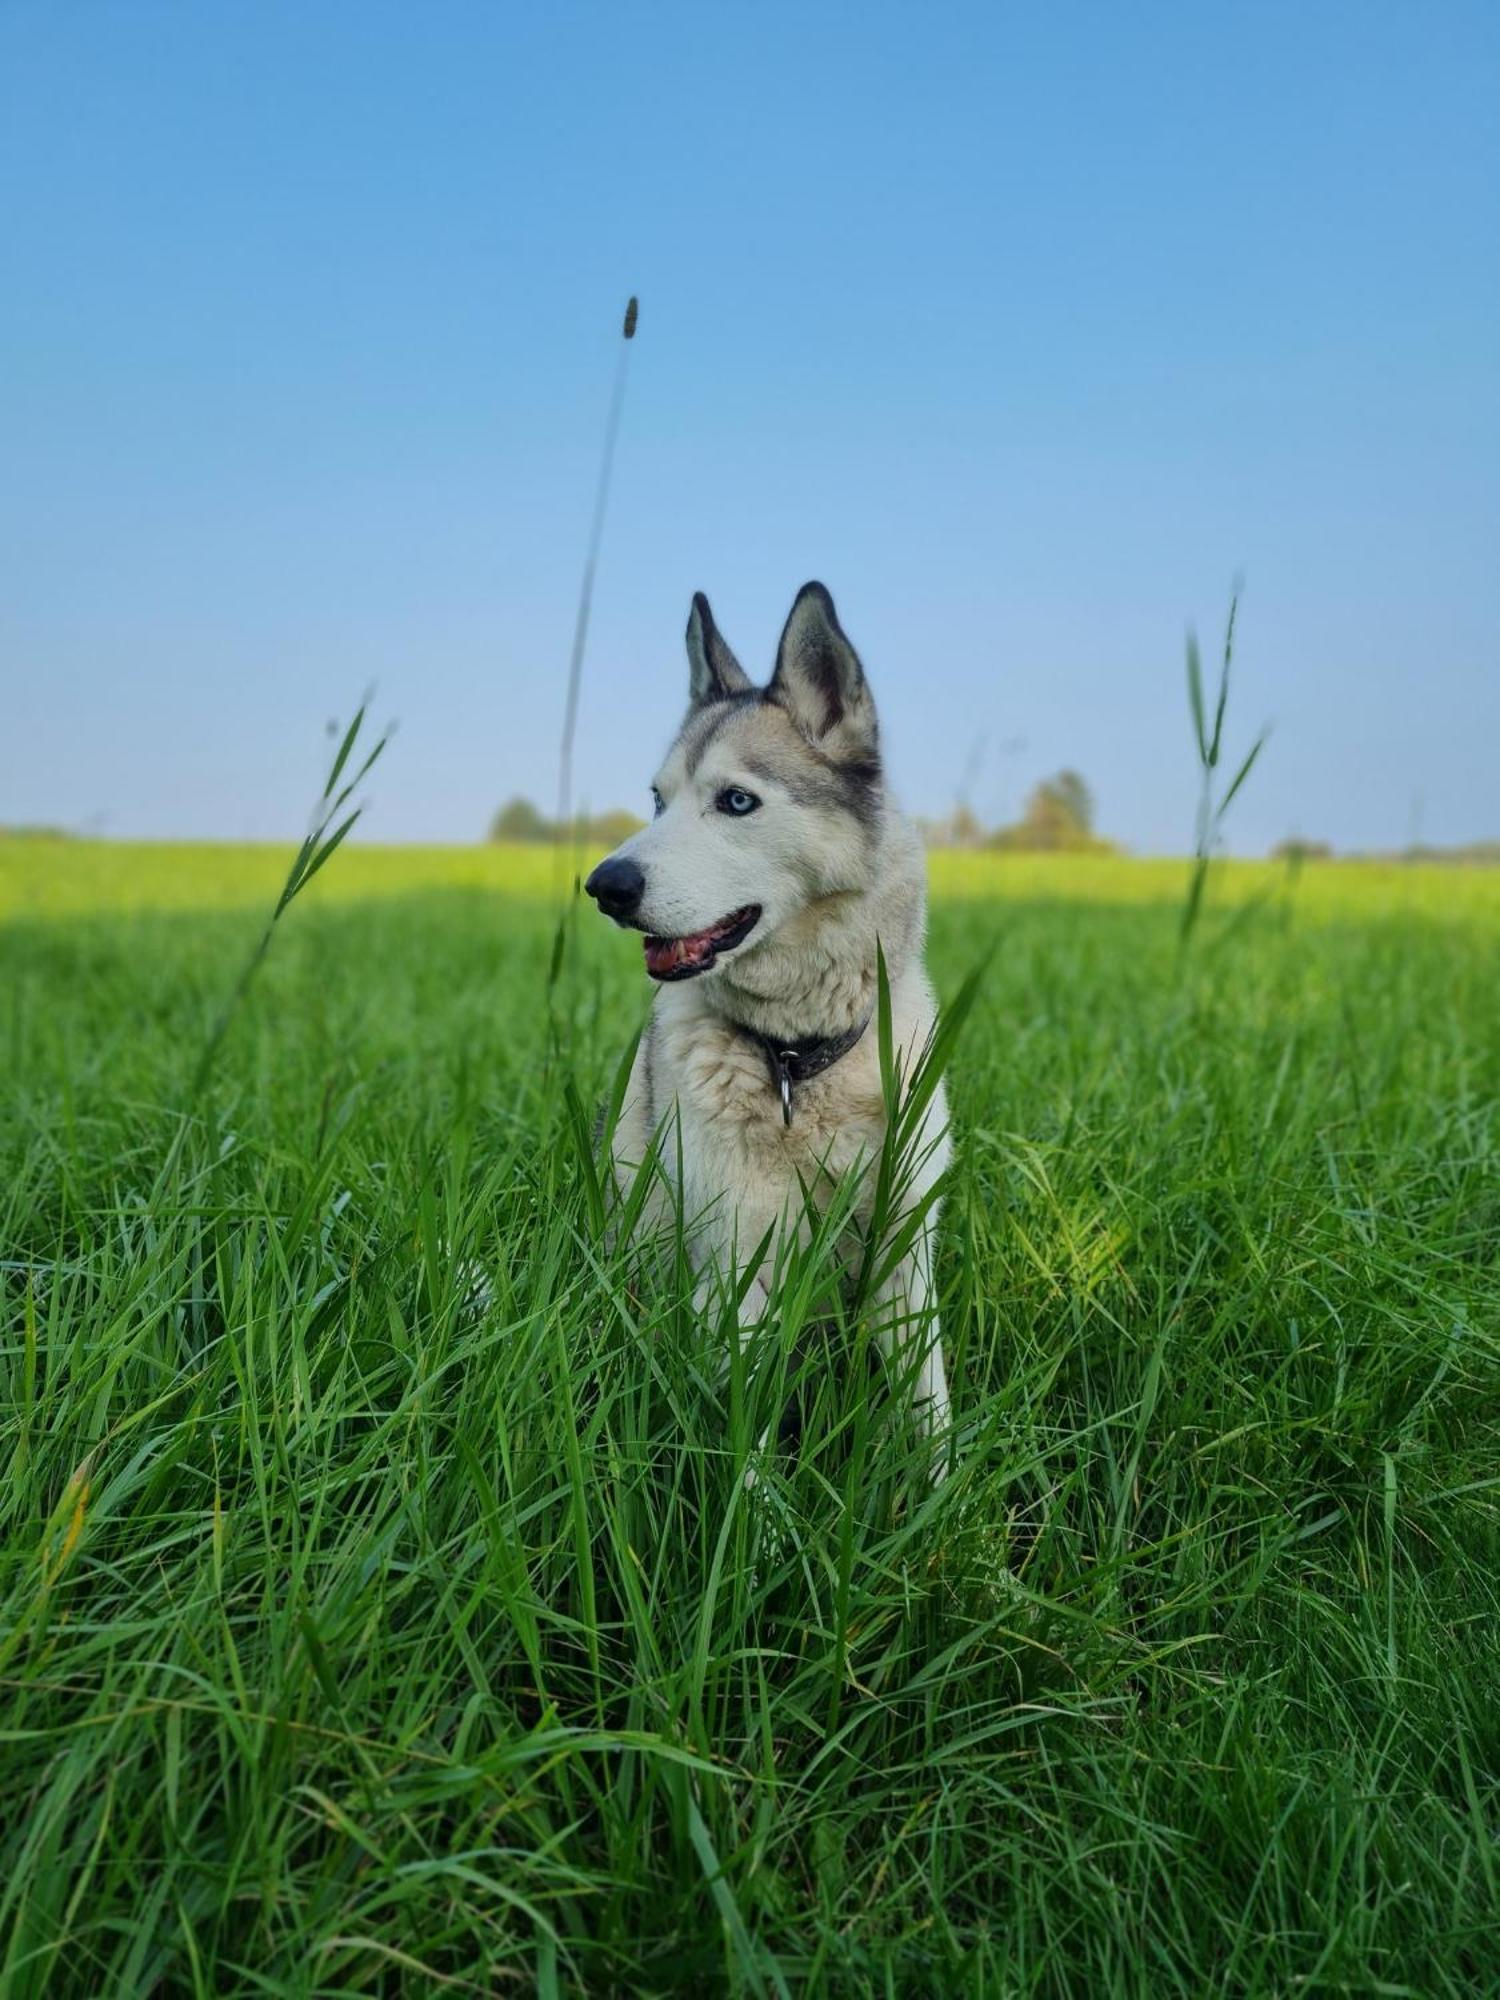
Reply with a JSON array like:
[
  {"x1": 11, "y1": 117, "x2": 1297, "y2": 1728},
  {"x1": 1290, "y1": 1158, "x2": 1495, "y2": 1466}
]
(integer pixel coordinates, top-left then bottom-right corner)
[{"x1": 776, "y1": 1052, "x2": 796, "y2": 1127}]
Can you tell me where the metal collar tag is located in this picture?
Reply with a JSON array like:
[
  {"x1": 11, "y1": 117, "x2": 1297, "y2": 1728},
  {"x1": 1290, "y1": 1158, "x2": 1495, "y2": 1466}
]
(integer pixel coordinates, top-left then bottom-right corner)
[{"x1": 775, "y1": 1053, "x2": 796, "y2": 1127}]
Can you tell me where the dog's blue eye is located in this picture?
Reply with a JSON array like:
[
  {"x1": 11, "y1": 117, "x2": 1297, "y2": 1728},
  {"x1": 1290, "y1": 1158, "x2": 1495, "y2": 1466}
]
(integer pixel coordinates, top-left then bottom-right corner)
[
  {"x1": 717, "y1": 787, "x2": 760, "y2": 817},
  {"x1": 651, "y1": 787, "x2": 665, "y2": 818}
]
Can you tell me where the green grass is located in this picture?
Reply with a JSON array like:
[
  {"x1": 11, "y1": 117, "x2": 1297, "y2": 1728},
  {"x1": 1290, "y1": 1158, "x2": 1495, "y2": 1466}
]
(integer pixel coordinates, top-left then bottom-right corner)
[{"x1": 2, "y1": 841, "x2": 1499, "y2": 1995}]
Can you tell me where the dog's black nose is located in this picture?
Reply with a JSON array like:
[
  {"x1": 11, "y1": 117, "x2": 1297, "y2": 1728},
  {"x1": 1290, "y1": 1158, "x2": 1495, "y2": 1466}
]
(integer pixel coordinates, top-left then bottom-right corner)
[{"x1": 584, "y1": 856, "x2": 645, "y2": 921}]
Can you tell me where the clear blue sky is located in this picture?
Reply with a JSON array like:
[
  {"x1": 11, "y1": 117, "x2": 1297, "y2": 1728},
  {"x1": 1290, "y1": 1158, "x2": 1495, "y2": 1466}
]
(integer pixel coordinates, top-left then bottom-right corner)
[{"x1": 3, "y1": 2, "x2": 1496, "y2": 854}]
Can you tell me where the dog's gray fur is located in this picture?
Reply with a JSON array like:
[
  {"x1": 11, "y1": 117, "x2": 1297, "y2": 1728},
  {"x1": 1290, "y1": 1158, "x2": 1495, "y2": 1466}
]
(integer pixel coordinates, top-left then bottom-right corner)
[{"x1": 592, "y1": 582, "x2": 952, "y2": 1449}]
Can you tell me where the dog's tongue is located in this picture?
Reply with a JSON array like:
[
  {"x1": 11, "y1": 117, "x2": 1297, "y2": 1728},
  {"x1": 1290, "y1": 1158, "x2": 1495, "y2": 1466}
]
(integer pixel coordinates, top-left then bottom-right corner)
[{"x1": 644, "y1": 928, "x2": 718, "y2": 977}]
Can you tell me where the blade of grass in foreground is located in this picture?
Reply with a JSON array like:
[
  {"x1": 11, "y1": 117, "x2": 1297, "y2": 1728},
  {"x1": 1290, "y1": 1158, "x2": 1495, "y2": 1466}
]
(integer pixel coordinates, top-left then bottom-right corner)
[
  {"x1": 1180, "y1": 588, "x2": 1269, "y2": 949},
  {"x1": 187, "y1": 698, "x2": 391, "y2": 1101}
]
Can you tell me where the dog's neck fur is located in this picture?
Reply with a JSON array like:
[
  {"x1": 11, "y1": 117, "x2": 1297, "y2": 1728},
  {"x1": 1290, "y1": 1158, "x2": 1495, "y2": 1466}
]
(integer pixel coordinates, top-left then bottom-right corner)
[{"x1": 696, "y1": 803, "x2": 926, "y2": 1044}]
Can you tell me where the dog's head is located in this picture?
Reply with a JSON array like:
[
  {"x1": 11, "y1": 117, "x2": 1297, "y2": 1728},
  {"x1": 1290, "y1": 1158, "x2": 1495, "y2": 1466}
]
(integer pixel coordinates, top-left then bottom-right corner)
[{"x1": 584, "y1": 582, "x2": 883, "y2": 982}]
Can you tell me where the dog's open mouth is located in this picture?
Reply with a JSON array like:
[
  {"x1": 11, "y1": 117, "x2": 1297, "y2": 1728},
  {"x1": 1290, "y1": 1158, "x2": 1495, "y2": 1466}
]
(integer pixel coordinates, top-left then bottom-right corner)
[{"x1": 643, "y1": 905, "x2": 761, "y2": 981}]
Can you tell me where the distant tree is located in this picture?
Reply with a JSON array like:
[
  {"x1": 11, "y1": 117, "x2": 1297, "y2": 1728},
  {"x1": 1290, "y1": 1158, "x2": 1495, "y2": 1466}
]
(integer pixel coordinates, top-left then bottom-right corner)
[
  {"x1": 1046, "y1": 770, "x2": 1095, "y2": 835},
  {"x1": 1271, "y1": 838, "x2": 1333, "y2": 863},
  {"x1": 582, "y1": 807, "x2": 647, "y2": 846},
  {"x1": 488, "y1": 797, "x2": 551, "y2": 842},
  {"x1": 988, "y1": 770, "x2": 1110, "y2": 852},
  {"x1": 487, "y1": 797, "x2": 646, "y2": 845}
]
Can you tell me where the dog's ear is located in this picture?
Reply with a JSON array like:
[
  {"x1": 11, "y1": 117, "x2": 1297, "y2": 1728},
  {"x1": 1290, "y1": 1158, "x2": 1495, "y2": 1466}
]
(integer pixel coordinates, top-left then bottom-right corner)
[
  {"x1": 769, "y1": 582, "x2": 878, "y2": 756},
  {"x1": 686, "y1": 592, "x2": 751, "y2": 706}
]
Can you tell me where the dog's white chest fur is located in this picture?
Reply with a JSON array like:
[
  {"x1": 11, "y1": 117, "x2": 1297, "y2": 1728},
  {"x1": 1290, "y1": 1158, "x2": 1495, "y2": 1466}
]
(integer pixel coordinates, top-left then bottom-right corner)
[
  {"x1": 665, "y1": 1013, "x2": 880, "y2": 1256},
  {"x1": 648, "y1": 969, "x2": 941, "y2": 1265}
]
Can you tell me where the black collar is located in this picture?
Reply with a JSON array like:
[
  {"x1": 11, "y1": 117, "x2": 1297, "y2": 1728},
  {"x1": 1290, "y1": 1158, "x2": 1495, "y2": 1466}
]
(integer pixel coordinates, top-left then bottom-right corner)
[{"x1": 738, "y1": 1011, "x2": 873, "y2": 1127}]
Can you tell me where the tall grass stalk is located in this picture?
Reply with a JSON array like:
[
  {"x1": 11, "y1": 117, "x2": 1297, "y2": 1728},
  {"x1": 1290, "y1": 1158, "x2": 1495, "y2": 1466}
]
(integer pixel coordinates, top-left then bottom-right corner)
[
  {"x1": 555, "y1": 296, "x2": 639, "y2": 860},
  {"x1": 186, "y1": 698, "x2": 390, "y2": 1100},
  {"x1": 1181, "y1": 589, "x2": 1269, "y2": 947}
]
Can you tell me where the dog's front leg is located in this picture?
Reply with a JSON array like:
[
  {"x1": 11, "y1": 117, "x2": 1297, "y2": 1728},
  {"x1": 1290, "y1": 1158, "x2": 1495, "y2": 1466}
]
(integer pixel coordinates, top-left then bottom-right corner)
[
  {"x1": 689, "y1": 1261, "x2": 780, "y2": 1492},
  {"x1": 873, "y1": 1219, "x2": 952, "y2": 1471},
  {"x1": 689, "y1": 1257, "x2": 774, "y2": 1348},
  {"x1": 688, "y1": 1216, "x2": 788, "y2": 1492}
]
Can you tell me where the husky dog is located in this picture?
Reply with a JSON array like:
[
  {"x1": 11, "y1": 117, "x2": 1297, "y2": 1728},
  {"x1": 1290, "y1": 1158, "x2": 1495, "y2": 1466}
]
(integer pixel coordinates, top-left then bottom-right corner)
[{"x1": 584, "y1": 583, "x2": 951, "y2": 1452}]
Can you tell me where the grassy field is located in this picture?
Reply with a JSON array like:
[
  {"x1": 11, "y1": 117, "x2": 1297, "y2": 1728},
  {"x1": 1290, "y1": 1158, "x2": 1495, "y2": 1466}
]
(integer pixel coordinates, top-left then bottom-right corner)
[{"x1": 2, "y1": 838, "x2": 1499, "y2": 1996}]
